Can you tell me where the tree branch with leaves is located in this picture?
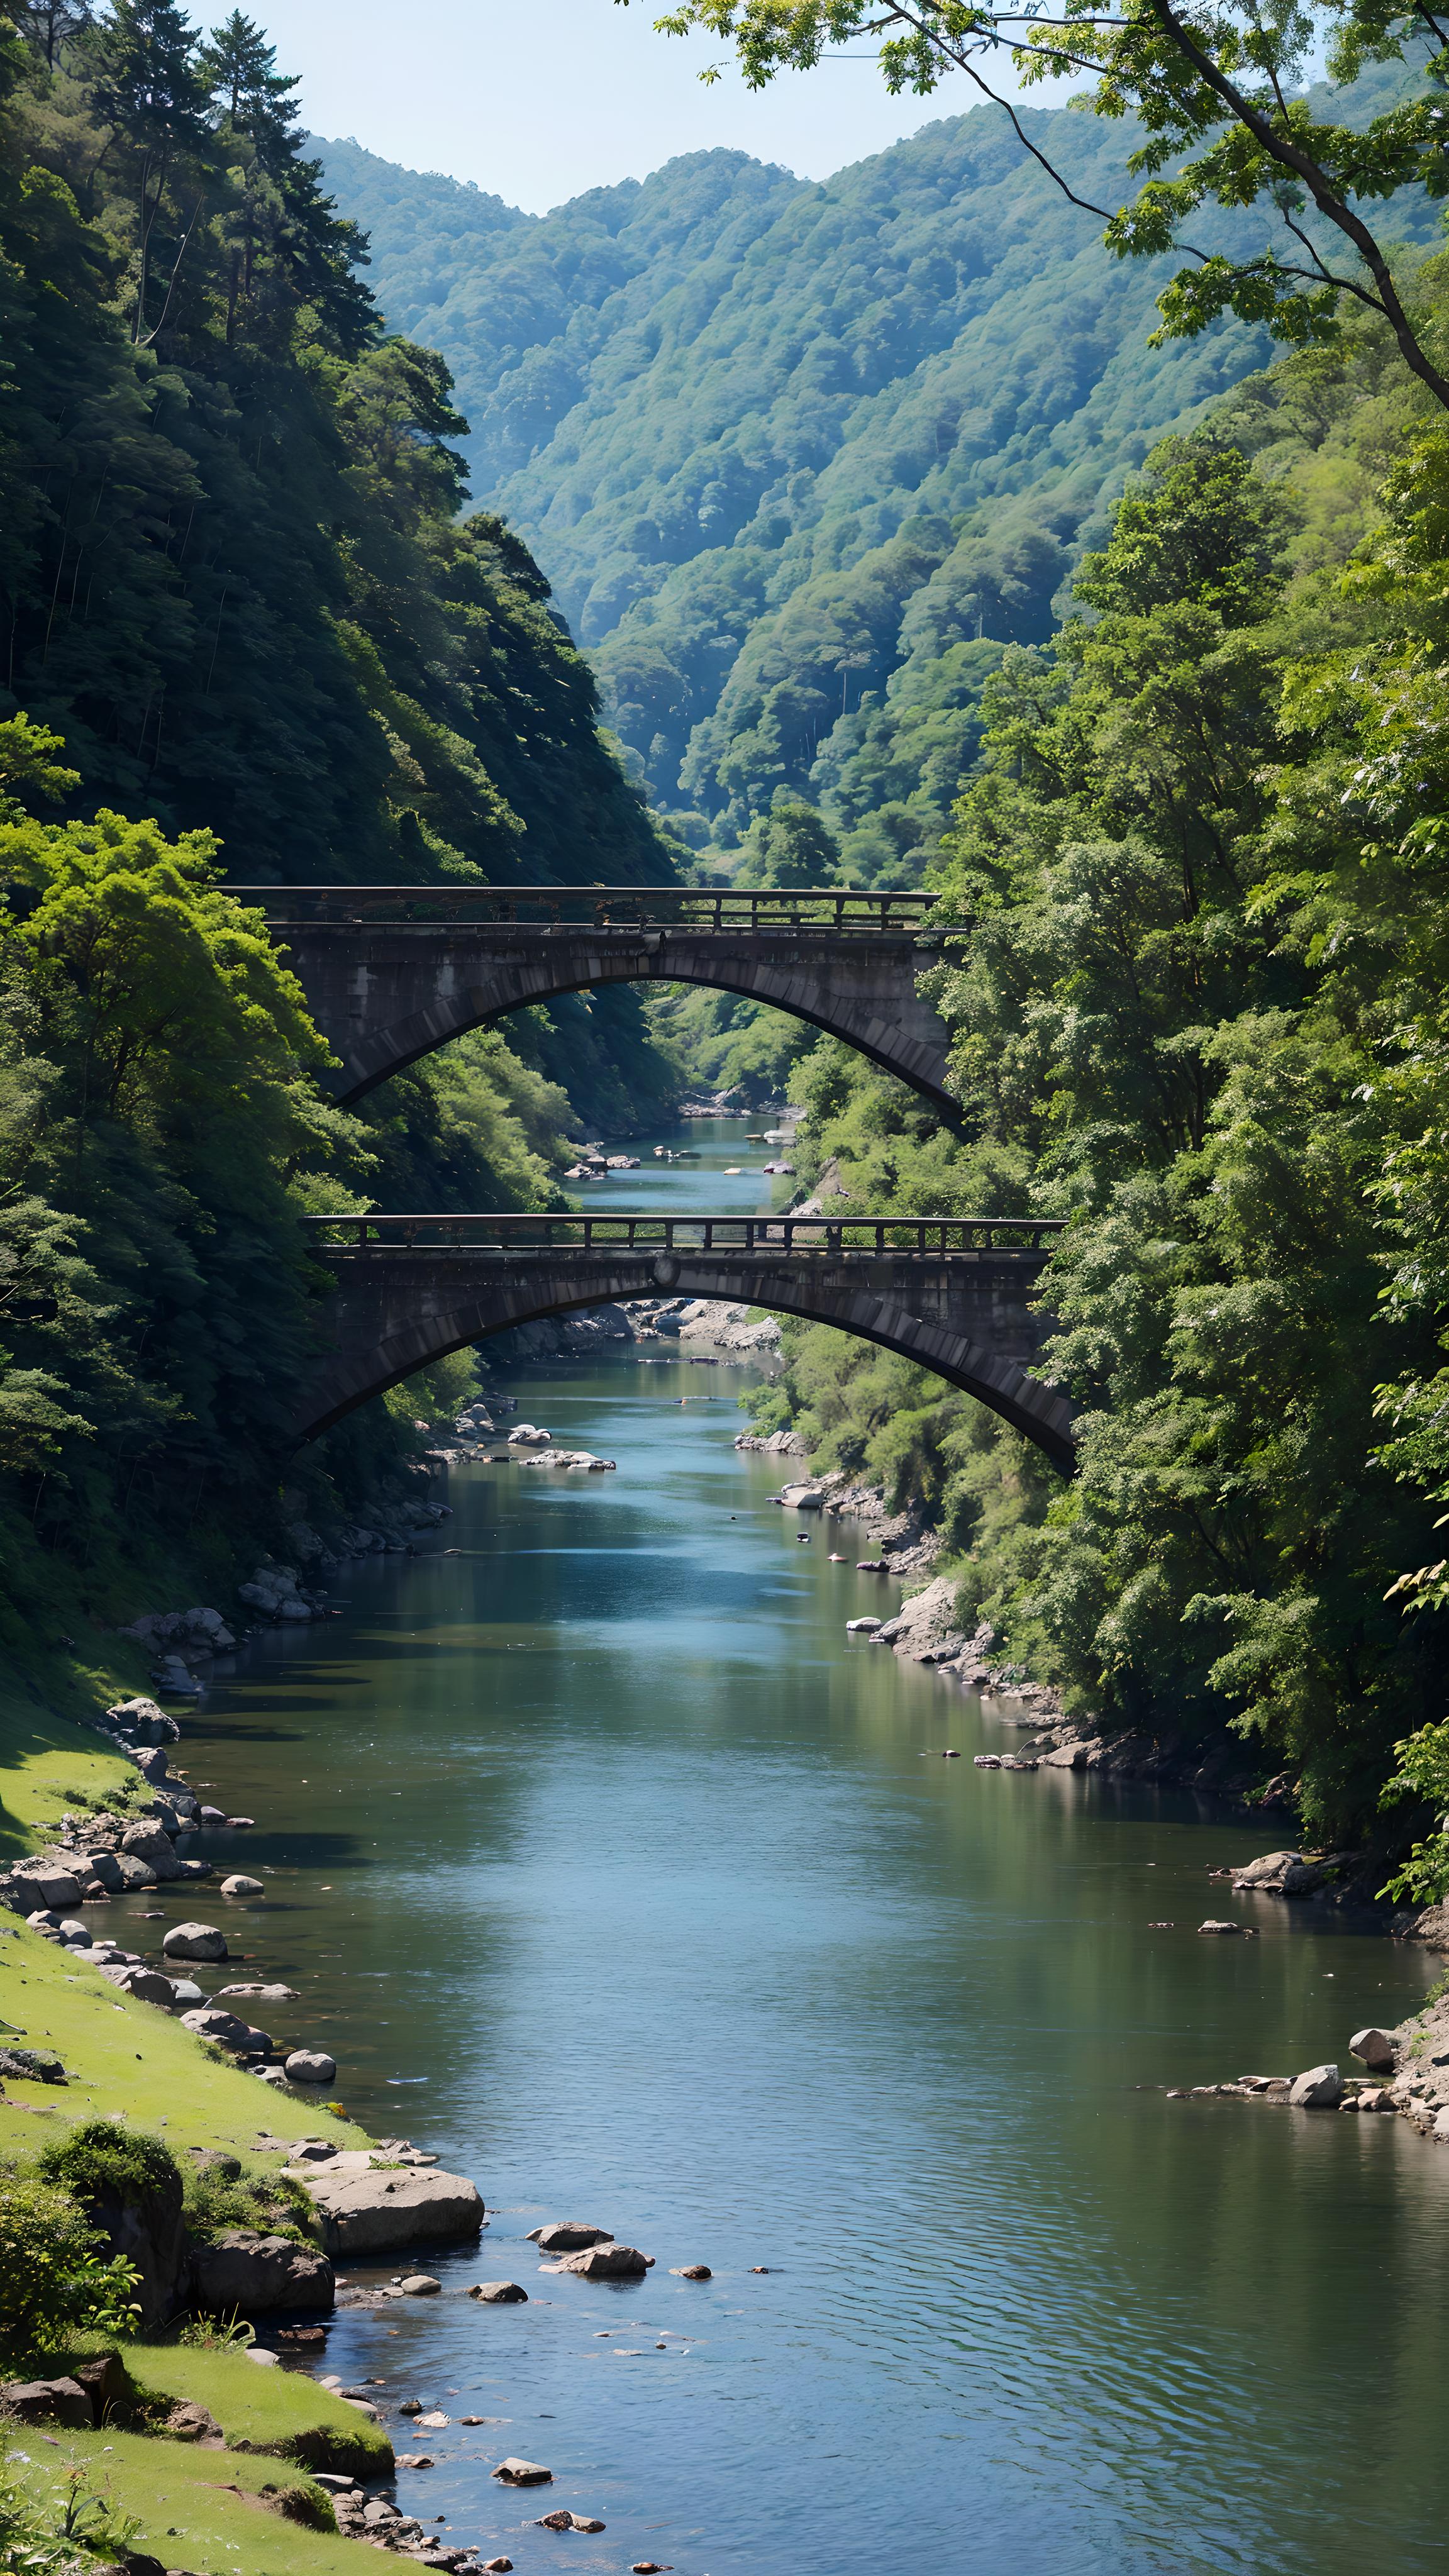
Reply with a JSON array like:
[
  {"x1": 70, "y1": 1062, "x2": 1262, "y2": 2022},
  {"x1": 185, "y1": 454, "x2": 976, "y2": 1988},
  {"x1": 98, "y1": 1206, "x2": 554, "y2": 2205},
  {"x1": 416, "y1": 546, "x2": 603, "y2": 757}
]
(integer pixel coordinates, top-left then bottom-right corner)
[{"x1": 628, "y1": 0, "x2": 1449, "y2": 404}]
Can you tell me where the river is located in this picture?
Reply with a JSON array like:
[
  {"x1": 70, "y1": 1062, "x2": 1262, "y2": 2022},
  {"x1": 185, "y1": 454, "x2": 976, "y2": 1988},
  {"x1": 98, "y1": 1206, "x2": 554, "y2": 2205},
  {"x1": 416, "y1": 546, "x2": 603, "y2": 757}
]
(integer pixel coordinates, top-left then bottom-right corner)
[{"x1": 164, "y1": 1119, "x2": 1449, "y2": 2574}]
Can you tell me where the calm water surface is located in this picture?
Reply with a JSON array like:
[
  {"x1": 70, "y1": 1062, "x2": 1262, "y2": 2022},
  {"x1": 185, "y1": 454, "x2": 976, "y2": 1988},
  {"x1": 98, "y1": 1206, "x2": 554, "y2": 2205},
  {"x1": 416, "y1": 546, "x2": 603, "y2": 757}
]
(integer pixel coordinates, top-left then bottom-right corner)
[{"x1": 159, "y1": 1121, "x2": 1448, "y2": 2575}]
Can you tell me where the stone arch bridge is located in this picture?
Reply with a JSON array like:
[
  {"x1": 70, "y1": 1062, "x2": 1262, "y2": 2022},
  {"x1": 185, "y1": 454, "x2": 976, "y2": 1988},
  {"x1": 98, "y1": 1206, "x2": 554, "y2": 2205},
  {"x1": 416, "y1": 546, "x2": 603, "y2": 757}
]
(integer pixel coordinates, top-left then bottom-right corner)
[
  {"x1": 295, "y1": 1212, "x2": 1076, "y2": 1474},
  {"x1": 236, "y1": 886, "x2": 963, "y2": 1121}
]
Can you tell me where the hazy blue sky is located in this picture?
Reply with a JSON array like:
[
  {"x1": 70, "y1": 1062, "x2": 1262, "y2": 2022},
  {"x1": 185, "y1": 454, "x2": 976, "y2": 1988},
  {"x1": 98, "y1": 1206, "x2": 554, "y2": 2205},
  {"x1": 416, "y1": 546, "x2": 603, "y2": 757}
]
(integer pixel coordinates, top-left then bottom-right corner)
[{"x1": 260, "y1": 0, "x2": 1059, "y2": 211}]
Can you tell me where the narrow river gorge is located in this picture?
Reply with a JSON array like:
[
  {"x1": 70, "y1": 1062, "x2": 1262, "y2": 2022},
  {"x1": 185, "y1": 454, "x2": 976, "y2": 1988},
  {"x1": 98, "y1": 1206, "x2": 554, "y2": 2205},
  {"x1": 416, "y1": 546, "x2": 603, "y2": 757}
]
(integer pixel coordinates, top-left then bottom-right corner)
[{"x1": 130, "y1": 1127, "x2": 1449, "y2": 2574}]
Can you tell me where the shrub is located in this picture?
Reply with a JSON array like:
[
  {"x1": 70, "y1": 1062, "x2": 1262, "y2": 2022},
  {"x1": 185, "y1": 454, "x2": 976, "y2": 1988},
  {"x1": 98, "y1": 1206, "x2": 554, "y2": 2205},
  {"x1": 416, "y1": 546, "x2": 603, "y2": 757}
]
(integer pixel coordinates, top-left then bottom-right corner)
[
  {"x1": 0, "y1": 2450, "x2": 140, "y2": 2571},
  {"x1": 38, "y1": 2123, "x2": 180, "y2": 2211},
  {"x1": 0, "y1": 2175, "x2": 138, "y2": 2362},
  {"x1": 181, "y1": 2163, "x2": 315, "y2": 2247}
]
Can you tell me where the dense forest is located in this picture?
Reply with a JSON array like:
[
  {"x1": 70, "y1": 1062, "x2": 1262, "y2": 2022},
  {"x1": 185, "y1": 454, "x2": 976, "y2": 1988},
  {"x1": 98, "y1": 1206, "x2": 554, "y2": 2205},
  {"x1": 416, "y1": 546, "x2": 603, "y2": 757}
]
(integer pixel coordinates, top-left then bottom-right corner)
[
  {"x1": 738, "y1": 309, "x2": 1449, "y2": 1879},
  {"x1": 0, "y1": 0, "x2": 684, "y2": 1672},
  {"x1": 321, "y1": 65, "x2": 1433, "y2": 874}
]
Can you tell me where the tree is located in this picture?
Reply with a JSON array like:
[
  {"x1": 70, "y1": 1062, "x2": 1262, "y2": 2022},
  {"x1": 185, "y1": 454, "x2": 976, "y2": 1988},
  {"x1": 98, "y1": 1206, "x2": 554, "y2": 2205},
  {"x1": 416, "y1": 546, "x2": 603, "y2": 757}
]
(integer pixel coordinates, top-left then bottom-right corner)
[
  {"x1": 735, "y1": 797, "x2": 842, "y2": 886},
  {"x1": 89, "y1": 0, "x2": 212, "y2": 343},
  {"x1": 634, "y1": 1, "x2": 1449, "y2": 408}
]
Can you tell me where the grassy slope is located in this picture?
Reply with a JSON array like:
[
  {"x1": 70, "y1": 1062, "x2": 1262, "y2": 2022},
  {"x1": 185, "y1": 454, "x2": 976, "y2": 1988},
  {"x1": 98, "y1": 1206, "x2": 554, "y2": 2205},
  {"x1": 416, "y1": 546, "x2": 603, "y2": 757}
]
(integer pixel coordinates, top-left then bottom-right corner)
[
  {"x1": 15, "y1": 2426, "x2": 379, "y2": 2576},
  {"x1": 0, "y1": 1921, "x2": 372, "y2": 2161},
  {"x1": 0, "y1": 1652, "x2": 158, "y2": 1860},
  {"x1": 119, "y1": 2345, "x2": 392, "y2": 2469}
]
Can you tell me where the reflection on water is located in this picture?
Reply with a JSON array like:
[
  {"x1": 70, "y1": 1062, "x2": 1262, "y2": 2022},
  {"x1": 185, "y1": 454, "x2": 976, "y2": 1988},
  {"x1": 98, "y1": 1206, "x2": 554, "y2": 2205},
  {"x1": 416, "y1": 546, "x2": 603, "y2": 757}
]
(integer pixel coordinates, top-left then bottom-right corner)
[
  {"x1": 566, "y1": 1113, "x2": 782, "y2": 1215},
  {"x1": 169, "y1": 1354, "x2": 1449, "y2": 2576}
]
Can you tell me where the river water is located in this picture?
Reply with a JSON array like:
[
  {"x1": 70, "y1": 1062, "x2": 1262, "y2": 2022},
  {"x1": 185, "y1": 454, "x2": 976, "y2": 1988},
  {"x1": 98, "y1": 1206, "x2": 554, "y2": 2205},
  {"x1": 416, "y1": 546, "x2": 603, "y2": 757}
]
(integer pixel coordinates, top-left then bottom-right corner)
[{"x1": 164, "y1": 1120, "x2": 1449, "y2": 2575}]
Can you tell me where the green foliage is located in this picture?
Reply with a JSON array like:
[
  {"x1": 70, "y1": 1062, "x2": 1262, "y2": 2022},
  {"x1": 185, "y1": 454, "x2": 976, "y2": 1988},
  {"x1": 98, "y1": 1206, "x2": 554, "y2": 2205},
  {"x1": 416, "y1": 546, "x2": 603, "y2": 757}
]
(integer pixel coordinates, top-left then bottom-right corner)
[
  {"x1": 0, "y1": 4, "x2": 674, "y2": 887},
  {"x1": 0, "y1": 2450, "x2": 141, "y2": 2570},
  {"x1": 0, "y1": 2171, "x2": 140, "y2": 2361},
  {"x1": 1377, "y1": 1719, "x2": 1449, "y2": 1901},
  {"x1": 174, "y1": 2309, "x2": 255, "y2": 2348},
  {"x1": 751, "y1": 312, "x2": 1449, "y2": 1842},
  {"x1": 40, "y1": 2119, "x2": 181, "y2": 2211},
  {"x1": 179, "y1": 2158, "x2": 314, "y2": 2248}
]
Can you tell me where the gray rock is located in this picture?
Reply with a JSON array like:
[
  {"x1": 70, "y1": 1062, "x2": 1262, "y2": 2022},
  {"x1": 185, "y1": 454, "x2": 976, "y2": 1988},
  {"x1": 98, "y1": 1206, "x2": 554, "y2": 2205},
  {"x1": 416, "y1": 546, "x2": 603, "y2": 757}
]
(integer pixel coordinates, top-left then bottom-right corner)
[
  {"x1": 491, "y1": 2459, "x2": 552, "y2": 2485},
  {"x1": 397, "y1": 2273, "x2": 441, "y2": 2294},
  {"x1": 165, "y1": 2399, "x2": 223, "y2": 2441},
  {"x1": 57, "y1": 1916, "x2": 92, "y2": 1945},
  {"x1": 164, "y1": 1920, "x2": 228, "y2": 1961},
  {"x1": 12, "y1": 1865, "x2": 82, "y2": 1910},
  {"x1": 1231, "y1": 1850, "x2": 1301, "y2": 1887},
  {"x1": 1197, "y1": 1920, "x2": 1241, "y2": 1935},
  {"x1": 97, "y1": 1965, "x2": 176, "y2": 2007},
  {"x1": 219, "y1": 1982, "x2": 299, "y2": 2002},
  {"x1": 191, "y1": 2228, "x2": 334, "y2": 2313},
  {"x1": 81, "y1": 1850, "x2": 125, "y2": 1892},
  {"x1": 1281, "y1": 1859, "x2": 1331, "y2": 1897},
  {"x1": 552, "y1": 2241, "x2": 649, "y2": 2279},
  {"x1": 169, "y1": 1979, "x2": 205, "y2": 2006},
  {"x1": 1350, "y1": 2026, "x2": 1396, "y2": 2072},
  {"x1": 467, "y1": 2281, "x2": 528, "y2": 2303},
  {"x1": 2, "y1": 2377, "x2": 92, "y2": 2428},
  {"x1": 535, "y1": 2221, "x2": 612, "y2": 2253},
  {"x1": 220, "y1": 1874, "x2": 265, "y2": 1897},
  {"x1": 180, "y1": 2006, "x2": 258, "y2": 2052},
  {"x1": 303, "y1": 2161, "x2": 486, "y2": 2256},
  {"x1": 285, "y1": 2050, "x2": 337, "y2": 2085},
  {"x1": 114, "y1": 1854, "x2": 159, "y2": 1890},
  {"x1": 1289, "y1": 2063, "x2": 1345, "y2": 2107},
  {"x1": 120, "y1": 1823, "x2": 180, "y2": 1883}
]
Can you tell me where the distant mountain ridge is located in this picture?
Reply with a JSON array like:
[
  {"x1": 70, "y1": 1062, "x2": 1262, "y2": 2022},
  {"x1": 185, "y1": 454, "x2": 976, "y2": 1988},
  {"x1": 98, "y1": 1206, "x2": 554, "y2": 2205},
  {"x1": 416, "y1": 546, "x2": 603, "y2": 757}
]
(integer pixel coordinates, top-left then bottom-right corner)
[{"x1": 319, "y1": 72, "x2": 1435, "y2": 857}]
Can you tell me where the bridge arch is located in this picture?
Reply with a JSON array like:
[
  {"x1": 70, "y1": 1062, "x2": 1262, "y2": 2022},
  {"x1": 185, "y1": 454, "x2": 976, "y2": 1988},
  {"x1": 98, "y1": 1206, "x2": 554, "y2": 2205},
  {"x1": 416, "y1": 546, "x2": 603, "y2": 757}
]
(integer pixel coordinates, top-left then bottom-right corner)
[
  {"x1": 234, "y1": 892, "x2": 962, "y2": 1123},
  {"x1": 294, "y1": 1218, "x2": 1077, "y2": 1473}
]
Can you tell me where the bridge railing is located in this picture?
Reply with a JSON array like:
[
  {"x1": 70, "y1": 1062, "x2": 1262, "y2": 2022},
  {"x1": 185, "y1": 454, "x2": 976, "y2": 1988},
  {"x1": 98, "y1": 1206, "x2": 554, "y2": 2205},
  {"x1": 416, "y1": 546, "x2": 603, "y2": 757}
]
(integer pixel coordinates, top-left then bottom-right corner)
[
  {"x1": 302, "y1": 1213, "x2": 1066, "y2": 1258},
  {"x1": 230, "y1": 885, "x2": 967, "y2": 936}
]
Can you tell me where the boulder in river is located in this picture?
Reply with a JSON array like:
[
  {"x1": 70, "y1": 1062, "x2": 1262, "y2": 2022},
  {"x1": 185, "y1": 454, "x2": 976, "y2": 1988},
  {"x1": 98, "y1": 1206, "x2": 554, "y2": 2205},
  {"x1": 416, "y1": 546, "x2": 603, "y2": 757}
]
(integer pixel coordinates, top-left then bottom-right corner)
[
  {"x1": 468, "y1": 2281, "x2": 528, "y2": 2302},
  {"x1": 220, "y1": 1874, "x2": 265, "y2": 1897},
  {"x1": 551, "y1": 2241, "x2": 649, "y2": 2279},
  {"x1": 1231, "y1": 1850, "x2": 1301, "y2": 1889},
  {"x1": 535, "y1": 2221, "x2": 612, "y2": 2253},
  {"x1": 301, "y1": 2155, "x2": 485, "y2": 2255},
  {"x1": 285, "y1": 2050, "x2": 337, "y2": 2084},
  {"x1": 114, "y1": 1854, "x2": 158, "y2": 1890},
  {"x1": 492, "y1": 2458, "x2": 552, "y2": 2485},
  {"x1": 1350, "y1": 2026, "x2": 1397, "y2": 2072},
  {"x1": 1289, "y1": 2063, "x2": 1345, "y2": 2107},
  {"x1": 845, "y1": 1618, "x2": 881, "y2": 1635},
  {"x1": 1197, "y1": 1920, "x2": 1241, "y2": 1935},
  {"x1": 218, "y1": 1981, "x2": 299, "y2": 2002},
  {"x1": 164, "y1": 1920, "x2": 228, "y2": 1961}
]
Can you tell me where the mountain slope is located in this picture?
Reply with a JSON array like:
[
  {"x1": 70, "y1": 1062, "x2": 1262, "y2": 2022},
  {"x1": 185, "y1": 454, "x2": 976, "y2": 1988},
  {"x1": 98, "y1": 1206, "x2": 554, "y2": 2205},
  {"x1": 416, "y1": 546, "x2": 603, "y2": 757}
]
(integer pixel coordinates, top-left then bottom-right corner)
[{"x1": 321, "y1": 69, "x2": 1436, "y2": 854}]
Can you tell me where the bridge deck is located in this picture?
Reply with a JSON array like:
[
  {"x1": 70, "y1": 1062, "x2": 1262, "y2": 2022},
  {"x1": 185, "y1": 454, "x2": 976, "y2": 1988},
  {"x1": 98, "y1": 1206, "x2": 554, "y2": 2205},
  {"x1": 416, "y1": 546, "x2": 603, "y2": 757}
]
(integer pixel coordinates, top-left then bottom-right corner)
[
  {"x1": 232, "y1": 885, "x2": 965, "y2": 936},
  {"x1": 303, "y1": 1213, "x2": 1064, "y2": 1255}
]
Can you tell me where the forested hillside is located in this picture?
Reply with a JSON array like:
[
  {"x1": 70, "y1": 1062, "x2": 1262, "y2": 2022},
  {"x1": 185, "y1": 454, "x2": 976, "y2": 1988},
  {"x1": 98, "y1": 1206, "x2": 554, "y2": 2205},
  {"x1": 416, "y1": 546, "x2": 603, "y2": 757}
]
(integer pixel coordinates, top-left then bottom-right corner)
[
  {"x1": 742, "y1": 299, "x2": 1449, "y2": 1872},
  {"x1": 0, "y1": 0, "x2": 684, "y2": 1684},
  {"x1": 321, "y1": 67, "x2": 1431, "y2": 867}
]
